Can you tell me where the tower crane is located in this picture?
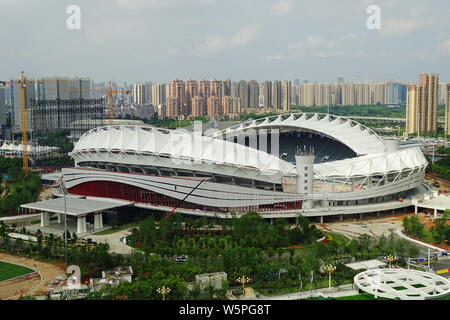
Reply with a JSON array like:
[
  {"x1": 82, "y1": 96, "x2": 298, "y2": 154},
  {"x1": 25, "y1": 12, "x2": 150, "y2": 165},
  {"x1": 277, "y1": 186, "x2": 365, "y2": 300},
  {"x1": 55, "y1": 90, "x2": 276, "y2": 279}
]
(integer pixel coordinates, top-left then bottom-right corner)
[
  {"x1": 1, "y1": 72, "x2": 131, "y2": 174},
  {"x1": 1, "y1": 71, "x2": 30, "y2": 175}
]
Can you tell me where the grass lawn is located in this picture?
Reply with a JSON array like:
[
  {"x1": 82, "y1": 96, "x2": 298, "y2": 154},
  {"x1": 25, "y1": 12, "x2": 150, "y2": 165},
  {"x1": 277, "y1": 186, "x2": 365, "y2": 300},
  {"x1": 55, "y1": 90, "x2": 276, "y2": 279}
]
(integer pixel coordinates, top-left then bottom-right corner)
[{"x1": 0, "y1": 261, "x2": 34, "y2": 282}]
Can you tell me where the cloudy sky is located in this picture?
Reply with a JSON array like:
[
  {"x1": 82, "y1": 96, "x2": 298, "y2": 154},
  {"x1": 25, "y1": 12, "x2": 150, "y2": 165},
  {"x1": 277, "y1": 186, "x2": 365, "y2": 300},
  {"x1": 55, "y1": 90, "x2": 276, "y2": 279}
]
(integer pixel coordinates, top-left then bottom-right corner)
[{"x1": 1, "y1": 0, "x2": 449, "y2": 83}]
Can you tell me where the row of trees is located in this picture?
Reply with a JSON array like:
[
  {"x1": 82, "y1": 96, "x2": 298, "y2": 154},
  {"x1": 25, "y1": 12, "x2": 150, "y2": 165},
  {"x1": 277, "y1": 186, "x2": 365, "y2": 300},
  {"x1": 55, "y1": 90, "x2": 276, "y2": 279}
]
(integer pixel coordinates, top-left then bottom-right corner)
[
  {"x1": 86, "y1": 231, "x2": 420, "y2": 300},
  {"x1": 0, "y1": 158, "x2": 42, "y2": 215},
  {"x1": 130, "y1": 212, "x2": 323, "y2": 252},
  {"x1": 403, "y1": 211, "x2": 449, "y2": 244}
]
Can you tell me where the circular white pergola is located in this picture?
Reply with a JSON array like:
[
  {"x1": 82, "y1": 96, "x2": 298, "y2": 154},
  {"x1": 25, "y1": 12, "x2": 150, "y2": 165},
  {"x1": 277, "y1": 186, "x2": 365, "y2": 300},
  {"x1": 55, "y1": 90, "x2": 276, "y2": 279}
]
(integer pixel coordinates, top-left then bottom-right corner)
[{"x1": 354, "y1": 268, "x2": 450, "y2": 300}]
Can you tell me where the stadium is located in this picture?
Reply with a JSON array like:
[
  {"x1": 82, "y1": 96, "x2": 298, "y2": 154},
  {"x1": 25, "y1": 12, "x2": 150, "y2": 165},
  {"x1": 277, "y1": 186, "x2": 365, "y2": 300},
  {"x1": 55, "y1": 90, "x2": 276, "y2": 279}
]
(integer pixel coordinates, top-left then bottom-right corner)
[{"x1": 60, "y1": 113, "x2": 429, "y2": 221}]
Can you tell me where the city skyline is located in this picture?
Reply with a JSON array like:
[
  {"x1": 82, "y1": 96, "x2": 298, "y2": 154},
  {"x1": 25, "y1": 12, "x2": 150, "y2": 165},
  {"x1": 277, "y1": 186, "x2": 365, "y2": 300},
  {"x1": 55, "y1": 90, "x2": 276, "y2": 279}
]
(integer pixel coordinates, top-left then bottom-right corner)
[{"x1": 0, "y1": 0, "x2": 449, "y2": 83}]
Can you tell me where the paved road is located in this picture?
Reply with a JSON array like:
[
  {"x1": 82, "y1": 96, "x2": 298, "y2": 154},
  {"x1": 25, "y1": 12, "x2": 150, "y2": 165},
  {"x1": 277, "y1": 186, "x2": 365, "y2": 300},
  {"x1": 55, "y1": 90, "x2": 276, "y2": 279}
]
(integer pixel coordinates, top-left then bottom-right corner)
[
  {"x1": 241, "y1": 284, "x2": 358, "y2": 300},
  {"x1": 86, "y1": 229, "x2": 133, "y2": 255}
]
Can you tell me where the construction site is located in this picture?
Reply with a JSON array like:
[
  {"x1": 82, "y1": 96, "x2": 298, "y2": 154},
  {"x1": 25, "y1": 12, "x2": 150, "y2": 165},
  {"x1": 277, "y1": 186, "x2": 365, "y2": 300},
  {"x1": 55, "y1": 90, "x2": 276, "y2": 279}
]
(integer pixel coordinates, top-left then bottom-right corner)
[{"x1": 1, "y1": 72, "x2": 131, "y2": 171}]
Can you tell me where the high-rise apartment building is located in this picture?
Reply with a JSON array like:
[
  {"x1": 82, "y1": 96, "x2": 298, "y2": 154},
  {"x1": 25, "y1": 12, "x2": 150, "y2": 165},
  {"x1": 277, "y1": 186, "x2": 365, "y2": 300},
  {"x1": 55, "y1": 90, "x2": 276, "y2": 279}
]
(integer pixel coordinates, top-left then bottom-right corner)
[
  {"x1": 238, "y1": 80, "x2": 249, "y2": 109},
  {"x1": 299, "y1": 83, "x2": 315, "y2": 107},
  {"x1": 185, "y1": 79, "x2": 198, "y2": 116},
  {"x1": 133, "y1": 83, "x2": 145, "y2": 105},
  {"x1": 230, "y1": 81, "x2": 238, "y2": 98},
  {"x1": 272, "y1": 80, "x2": 281, "y2": 109},
  {"x1": 263, "y1": 81, "x2": 272, "y2": 108},
  {"x1": 207, "y1": 96, "x2": 220, "y2": 117},
  {"x1": 166, "y1": 96, "x2": 180, "y2": 118},
  {"x1": 144, "y1": 82, "x2": 152, "y2": 104},
  {"x1": 439, "y1": 83, "x2": 448, "y2": 105},
  {"x1": 282, "y1": 80, "x2": 291, "y2": 111},
  {"x1": 249, "y1": 80, "x2": 259, "y2": 109},
  {"x1": 222, "y1": 96, "x2": 234, "y2": 115},
  {"x1": 191, "y1": 96, "x2": 206, "y2": 117},
  {"x1": 170, "y1": 79, "x2": 185, "y2": 114},
  {"x1": 314, "y1": 83, "x2": 331, "y2": 107},
  {"x1": 222, "y1": 79, "x2": 231, "y2": 97},
  {"x1": 406, "y1": 73, "x2": 439, "y2": 135},
  {"x1": 0, "y1": 87, "x2": 5, "y2": 127},
  {"x1": 152, "y1": 83, "x2": 166, "y2": 106},
  {"x1": 373, "y1": 82, "x2": 386, "y2": 105},
  {"x1": 445, "y1": 84, "x2": 450, "y2": 136},
  {"x1": 210, "y1": 79, "x2": 222, "y2": 98},
  {"x1": 406, "y1": 84, "x2": 419, "y2": 135},
  {"x1": 157, "y1": 104, "x2": 166, "y2": 119},
  {"x1": 232, "y1": 97, "x2": 241, "y2": 114},
  {"x1": 198, "y1": 79, "x2": 210, "y2": 99}
]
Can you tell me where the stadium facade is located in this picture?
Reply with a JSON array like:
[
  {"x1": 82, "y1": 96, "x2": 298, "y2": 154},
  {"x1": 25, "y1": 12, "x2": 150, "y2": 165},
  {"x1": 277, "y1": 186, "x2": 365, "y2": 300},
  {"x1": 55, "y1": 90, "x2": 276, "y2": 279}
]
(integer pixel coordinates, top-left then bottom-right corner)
[{"x1": 61, "y1": 113, "x2": 429, "y2": 219}]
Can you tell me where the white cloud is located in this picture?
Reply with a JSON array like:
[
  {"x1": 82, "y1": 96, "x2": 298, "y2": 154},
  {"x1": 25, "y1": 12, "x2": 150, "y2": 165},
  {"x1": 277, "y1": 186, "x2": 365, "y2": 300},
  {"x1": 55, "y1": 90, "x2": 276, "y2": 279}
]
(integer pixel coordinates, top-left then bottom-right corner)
[
  {"x1": 263, "y1": 54, "x2": 286, "y2": 62},
  {"x1": 286, "y1": 34, "x2": 356, "y2": 59},
  {"x1": 270, "y1": 0, "x2": 294, "y2": 16},
  {"x1": 381, "y1": 5, "x2": 439, "y2": 37},
  {"x1": 289, "y1": 35, "x2": 338, "y2": 50},
  {"x1": 193, "y1": 34, "x2": 227, "y2": 57},
  {"x1": 230, "y1": 25, "x2": 260, "y2": 47},
  {"x1": 193, "y1": 25, "x2": 260, "y2": 56},
  {"x1": 312, "y1": 51, "x2": 344, "y2": 58},
  {"x1": 383, "y1": 19, "x2": 425, "y2": 36}
]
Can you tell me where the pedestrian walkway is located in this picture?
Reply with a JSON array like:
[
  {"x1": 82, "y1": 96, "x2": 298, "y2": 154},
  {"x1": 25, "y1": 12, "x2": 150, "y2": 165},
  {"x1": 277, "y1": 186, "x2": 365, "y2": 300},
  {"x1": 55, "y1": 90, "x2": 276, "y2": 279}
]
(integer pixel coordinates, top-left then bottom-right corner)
[{"x1": 395, "y1": 229, "x2": 446, "y2": 253}]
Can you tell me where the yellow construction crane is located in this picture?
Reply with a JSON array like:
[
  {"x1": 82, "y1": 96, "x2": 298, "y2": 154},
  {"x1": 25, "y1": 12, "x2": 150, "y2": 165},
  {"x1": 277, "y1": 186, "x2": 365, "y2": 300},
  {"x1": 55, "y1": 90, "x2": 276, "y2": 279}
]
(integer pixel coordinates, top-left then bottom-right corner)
[
  {"x1": 1, "y1": 73, "x2": 131, "y2": 174},
  {"x1": 105, "y1": 81, "x2": 131, "y2": 125},
  {"x1": 1, "y1": 71, "x2": 30, "y2": 175}
]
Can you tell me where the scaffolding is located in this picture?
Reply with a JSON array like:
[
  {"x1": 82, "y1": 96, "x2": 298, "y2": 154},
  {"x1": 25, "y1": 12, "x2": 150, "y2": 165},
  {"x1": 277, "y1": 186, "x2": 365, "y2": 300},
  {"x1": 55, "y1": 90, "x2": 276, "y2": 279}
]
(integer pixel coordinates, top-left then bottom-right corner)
[
  {"x1": 29, "y1": 98, "x2": 106, "y2": 135},
  {"x1": 24, "y1": 97, "x2": 106, "y2": 163}
]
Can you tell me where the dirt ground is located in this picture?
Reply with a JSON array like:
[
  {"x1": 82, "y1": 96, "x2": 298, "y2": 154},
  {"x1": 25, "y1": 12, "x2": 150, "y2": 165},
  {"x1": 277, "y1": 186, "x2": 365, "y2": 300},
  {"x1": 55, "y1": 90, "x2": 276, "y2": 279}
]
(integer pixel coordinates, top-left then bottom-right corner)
[
  {"x1": 0, "y1": 273, "x2": 40, "y2": 300},
  {"x1": 424, "y1": 175, "x2": 450, "y2": 194},
  {"x1": 38, "y1": 186, "x2": 53, "y2": 201},
  {"x1": 0, "y1": 253, "x2": 66, "y2": 300}
]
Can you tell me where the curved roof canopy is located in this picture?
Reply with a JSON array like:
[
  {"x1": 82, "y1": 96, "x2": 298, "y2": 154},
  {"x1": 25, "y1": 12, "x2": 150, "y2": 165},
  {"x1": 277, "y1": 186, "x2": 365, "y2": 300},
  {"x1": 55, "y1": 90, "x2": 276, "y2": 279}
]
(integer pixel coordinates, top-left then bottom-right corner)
[
  {"x1": 208, "y1": 113, "x2": 387, "y2": 156},
  {"x1": 72, "y1": 118, "x2": 427, "y2": 180},
  {"x1": 72, "y1": 125, "x2": 294, "y2": 174}
]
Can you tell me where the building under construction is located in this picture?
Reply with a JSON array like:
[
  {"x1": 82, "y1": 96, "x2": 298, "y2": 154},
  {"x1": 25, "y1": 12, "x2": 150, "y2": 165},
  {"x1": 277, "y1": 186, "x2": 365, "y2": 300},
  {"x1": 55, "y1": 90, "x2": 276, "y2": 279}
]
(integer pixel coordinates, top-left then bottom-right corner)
[{"x1": 28, "y1": 97, "x2": 106, "y2": 135}]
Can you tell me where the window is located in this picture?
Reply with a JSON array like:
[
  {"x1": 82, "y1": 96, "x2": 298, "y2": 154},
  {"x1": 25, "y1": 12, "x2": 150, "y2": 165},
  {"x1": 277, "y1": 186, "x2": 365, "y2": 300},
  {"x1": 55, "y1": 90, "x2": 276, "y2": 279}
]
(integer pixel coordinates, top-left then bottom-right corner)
[
  {"x1": 304, "y1": 180, "x2": 308, "y2": 183},
  {"x1": 304, "y1": 186, "x2": 308, "y2": 190},
  {"x1": 304, "y1": 167, "x2": 308, "y2": 170},
  {"x1": 304, "y1": 173, "x2": 308, "y2": 177}
]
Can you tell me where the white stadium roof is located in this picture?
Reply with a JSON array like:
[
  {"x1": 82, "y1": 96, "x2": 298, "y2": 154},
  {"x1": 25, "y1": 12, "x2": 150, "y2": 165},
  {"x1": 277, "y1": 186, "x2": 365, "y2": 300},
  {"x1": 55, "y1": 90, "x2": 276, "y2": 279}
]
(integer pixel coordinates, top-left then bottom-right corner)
[
  {"x1": 72, "y1": 125, "x2": 294, "y2": 175},
  {"x1": 71, "y1": 113, "x2": 428, "y2": 180},
  {"x1": 210, "y1": 113, "x2": 387, "y2": 156}
]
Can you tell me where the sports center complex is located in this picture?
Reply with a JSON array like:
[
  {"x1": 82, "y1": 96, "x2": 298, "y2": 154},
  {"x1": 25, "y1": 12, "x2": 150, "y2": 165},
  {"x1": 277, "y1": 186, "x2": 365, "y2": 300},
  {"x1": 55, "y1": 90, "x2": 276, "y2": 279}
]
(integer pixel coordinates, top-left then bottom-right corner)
[{"x1": 21, "y1": 113, "x2": 441, "y2": 234}]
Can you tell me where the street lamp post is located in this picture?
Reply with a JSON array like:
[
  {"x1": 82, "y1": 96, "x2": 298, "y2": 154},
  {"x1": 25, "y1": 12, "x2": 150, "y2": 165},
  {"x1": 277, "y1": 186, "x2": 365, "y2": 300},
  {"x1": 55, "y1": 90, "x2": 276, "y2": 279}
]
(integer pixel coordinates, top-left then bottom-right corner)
[
  {"x1": 384, "y1": 254, "x2": 397, "y2": 268},
  {"x1": 324, "y1": 264, "x2": 336, "y2": 293},
  {"x1": 236, "y1": 275, "x2": 251, "y2": 296},
  {"x1": 59, "y1": 175, "x2": 68, "y2": 266},
  {"x1": 157, "y1": 286, "x2": 171, "y2": 300}
]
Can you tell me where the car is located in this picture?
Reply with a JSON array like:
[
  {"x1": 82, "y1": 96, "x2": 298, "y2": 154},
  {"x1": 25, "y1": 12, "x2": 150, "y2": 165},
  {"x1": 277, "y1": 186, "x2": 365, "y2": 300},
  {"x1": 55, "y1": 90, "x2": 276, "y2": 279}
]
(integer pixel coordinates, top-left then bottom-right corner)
[
  {"x1": 361, "y1": 224, "x2": 367, "y2": 228},
  {"x1": 174, "y1": 255, "x2": 188, "y2": 263}
]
